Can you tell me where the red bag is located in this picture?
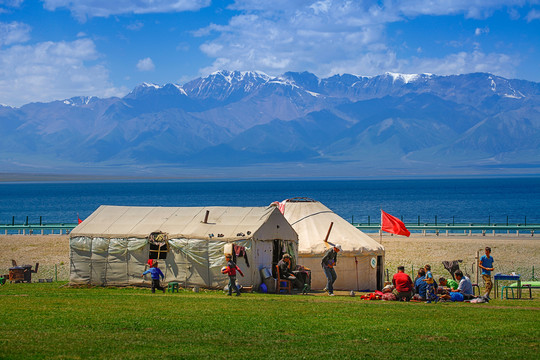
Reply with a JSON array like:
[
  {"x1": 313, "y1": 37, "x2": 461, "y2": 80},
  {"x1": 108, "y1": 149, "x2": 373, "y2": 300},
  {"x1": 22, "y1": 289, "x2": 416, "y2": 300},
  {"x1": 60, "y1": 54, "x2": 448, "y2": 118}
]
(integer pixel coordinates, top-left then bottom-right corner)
[{"x1": 382, "y1": 293, "x2": 397, "y2": 301}]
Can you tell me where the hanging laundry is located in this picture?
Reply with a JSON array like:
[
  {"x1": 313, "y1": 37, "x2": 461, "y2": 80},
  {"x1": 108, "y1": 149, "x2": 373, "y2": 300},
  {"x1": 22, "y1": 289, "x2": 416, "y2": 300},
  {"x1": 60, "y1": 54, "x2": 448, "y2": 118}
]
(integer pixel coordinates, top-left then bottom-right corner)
[{"x1": 233, "y1": 244, "x2": 249, "y2": 267}]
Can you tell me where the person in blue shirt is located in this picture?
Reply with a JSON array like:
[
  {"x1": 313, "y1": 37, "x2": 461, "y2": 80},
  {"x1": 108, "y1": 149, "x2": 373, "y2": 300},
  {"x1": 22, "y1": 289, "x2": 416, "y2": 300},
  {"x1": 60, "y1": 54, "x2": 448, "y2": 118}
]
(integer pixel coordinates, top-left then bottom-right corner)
[
  {"x1": 423, "y1": 264, "x2": 437, "y2": 303},
  {"x1": 142, "y1": 261, "x2": 165, "y2": 293},
  {"x1": 479, "y1": 246, "x2": 494, "y2": 298},
  {"x1": 452, "y1": 270, "x2": 475, "y2": 300},
  {"x1": 414, "y1": 268, "x2": 428, "y2": 300}
]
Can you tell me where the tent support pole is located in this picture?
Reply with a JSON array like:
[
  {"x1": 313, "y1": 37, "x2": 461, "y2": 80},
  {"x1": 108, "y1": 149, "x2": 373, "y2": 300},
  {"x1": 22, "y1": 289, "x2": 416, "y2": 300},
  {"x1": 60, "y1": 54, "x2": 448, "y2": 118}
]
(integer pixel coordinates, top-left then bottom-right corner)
[
  {"x1": 323, "y1": 222, "x2": 334, "y2": 243},
  {"x1": 355, "y1": 256, "x2": 359, "y2": 291}
]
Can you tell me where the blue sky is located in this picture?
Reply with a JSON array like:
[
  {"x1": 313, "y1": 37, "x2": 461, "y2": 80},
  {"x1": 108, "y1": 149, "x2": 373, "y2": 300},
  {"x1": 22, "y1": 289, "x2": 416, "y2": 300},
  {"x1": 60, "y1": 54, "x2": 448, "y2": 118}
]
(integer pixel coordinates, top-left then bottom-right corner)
[{"x1": 1, "y1": 0, "x2": 540, "y2": 107}]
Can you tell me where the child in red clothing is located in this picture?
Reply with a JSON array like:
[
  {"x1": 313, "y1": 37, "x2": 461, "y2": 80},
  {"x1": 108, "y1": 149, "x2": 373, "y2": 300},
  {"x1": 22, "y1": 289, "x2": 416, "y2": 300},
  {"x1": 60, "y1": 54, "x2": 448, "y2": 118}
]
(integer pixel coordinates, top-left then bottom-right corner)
[{"x1": 224, "y1": 254, "x2": 244, "y2": 296}]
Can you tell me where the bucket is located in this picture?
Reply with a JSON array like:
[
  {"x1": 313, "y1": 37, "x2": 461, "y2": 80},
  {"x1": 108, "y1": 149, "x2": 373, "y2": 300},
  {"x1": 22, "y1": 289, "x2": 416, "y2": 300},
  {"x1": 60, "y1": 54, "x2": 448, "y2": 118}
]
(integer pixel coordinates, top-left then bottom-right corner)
[{"x1": 260, "y1": 267, "x2": 272, "y2": 279}]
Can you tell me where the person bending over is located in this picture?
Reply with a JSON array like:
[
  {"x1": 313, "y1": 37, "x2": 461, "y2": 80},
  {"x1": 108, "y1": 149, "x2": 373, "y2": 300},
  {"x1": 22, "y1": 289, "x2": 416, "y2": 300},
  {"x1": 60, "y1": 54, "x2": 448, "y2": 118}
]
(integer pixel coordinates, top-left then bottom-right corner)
[{"x1": 321, "y1": 244, "x2": 341, "y2": 296}]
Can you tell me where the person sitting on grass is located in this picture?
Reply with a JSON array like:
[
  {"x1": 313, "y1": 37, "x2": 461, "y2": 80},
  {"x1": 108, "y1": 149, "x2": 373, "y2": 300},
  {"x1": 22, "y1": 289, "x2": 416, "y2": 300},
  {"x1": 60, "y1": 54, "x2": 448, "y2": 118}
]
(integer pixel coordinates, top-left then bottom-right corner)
[
  {"x1": 142, "y1": 261, "x2": 165, "y2": 294},
  {"x1": 413, "y1": 268, "x2": 427, "y2": 300},
  {"x1": 439, "y1": 276, "x2": 459, "y2": 293},
  {"x1": 439, "y1": 292, "x2": 465, "y2": 302},
  {"x1": 392, "y1": 266, "x2": 414, "y2": 301},
  {"x1": 451, "y1": 270, "x2": 475, "y2": 300}
]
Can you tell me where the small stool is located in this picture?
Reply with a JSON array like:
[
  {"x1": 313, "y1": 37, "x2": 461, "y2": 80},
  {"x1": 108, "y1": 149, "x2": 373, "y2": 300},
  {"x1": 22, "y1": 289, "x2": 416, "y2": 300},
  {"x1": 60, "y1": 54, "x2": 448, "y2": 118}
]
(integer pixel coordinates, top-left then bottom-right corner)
[
  {"x1": 501, "y1": 286, "x2": 515, "y2": 299},
  {"x1": 472, "y1": 283, "x2": 480, "y2": 296},
  {"x1": 168, "y1": 282, "x2": 179, "y2": 293}
]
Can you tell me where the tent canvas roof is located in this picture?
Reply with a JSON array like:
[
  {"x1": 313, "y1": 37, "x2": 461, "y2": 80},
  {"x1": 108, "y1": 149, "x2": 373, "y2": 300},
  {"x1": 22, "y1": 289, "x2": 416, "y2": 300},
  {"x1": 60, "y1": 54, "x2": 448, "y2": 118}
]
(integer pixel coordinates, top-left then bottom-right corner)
[
  {"x1": 71, "y1": 205, "x2": 297, "y2": 242},
  {"x1": 279, "y1": 200, "x2": 384, "y2": 256}
]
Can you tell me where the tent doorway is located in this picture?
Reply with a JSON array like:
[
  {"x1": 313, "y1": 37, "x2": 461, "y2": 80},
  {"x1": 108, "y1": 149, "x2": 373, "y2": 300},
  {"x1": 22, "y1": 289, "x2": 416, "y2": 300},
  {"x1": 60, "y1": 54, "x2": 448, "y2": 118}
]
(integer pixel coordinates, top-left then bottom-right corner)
[
  {"x1": 376, "y1": 255, "x2": 383, "y2": 290},
  {"x1": 149, "y1": 243, "x2": 168, "y2": 260}
]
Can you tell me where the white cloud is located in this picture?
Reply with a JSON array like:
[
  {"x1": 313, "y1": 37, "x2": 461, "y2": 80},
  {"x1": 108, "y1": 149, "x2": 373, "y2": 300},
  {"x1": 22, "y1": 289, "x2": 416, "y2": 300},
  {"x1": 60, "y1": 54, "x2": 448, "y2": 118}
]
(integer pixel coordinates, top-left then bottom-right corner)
[
  {"x1": 136, "y1": 57, "x2": 155, "y2": 71},
  {"x1": 475, "y1": 27, "x2": 490, "y2": 36},
  {"x1": 197, "y1": 1, "x2": 529, "y2": 78},
  {"x1": 526, "y1": 9, "x2": 540, "y2": 21},
  {"x1": 0, "y1": 38, "x2": 125, "y2": 107},
  {"x1": 0, "y1": 0, "x2": 24, "y2": 8},
  {"x1": 126, "y1": 21, "x2": 144, "y2": 31},
  {"x1": 406, "y1": 51, "x2": 517, "y2": 78},
  {"x1": 385, "y1": 0, "x2": 531, "y2": 20},
  {"x1": 198, "y1": 3, "x2": 390, "y2": 77},
  {"x1": 0, "y1": 21, "x2": 31, "y2": 46},
  {"x1": 42, "y1": 0, "x2": 211, "y2": 21}
]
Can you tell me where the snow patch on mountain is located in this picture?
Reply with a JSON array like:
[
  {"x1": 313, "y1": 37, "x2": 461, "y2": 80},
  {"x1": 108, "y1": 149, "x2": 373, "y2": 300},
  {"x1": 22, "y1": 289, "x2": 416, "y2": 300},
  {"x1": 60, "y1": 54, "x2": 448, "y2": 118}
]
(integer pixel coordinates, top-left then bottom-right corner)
[
  {"x1": 63, "y1": 96, "x2": 95, "y2": 106},
  {"x1": 172, "y1": 84, "x2": 187, "y2": 95},
  {"x1": 386, "y1": 72, "x2": 421, "y2": 84},
  {"x1": 142, "y1": 82, "x2": 161, "y2": 89}
]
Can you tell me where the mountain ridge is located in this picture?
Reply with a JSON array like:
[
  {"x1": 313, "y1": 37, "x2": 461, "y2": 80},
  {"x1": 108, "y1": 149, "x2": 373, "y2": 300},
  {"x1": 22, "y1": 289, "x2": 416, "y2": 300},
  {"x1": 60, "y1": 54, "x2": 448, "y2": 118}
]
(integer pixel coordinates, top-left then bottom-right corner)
[{"x1": 0, "y1": 70, "x2": 539, "y2": 178}]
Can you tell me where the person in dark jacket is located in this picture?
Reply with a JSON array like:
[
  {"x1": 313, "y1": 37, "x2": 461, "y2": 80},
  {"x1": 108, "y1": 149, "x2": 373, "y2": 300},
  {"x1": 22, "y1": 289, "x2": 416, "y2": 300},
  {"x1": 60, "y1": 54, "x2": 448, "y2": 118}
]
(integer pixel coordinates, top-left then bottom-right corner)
[
  {"x1": 224, "y1": 254, "x2": 244, "y2": 296},
  {"x1": 321, "y1": 244, "x2": 341, "y2": 296},
  {"x1": 277, "y1": 254, "x2": 303, "y2": 289},
  {"x1": 142, "y1": 261, "x2": 165, "y2": 293}
]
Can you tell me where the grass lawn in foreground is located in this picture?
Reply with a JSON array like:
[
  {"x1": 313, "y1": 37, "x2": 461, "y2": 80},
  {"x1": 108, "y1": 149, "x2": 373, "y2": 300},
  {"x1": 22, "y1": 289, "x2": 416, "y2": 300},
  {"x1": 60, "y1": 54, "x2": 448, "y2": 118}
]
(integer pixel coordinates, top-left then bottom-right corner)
[{"x1": 1, "y1": 283, "x2": 539, "y2": 359}]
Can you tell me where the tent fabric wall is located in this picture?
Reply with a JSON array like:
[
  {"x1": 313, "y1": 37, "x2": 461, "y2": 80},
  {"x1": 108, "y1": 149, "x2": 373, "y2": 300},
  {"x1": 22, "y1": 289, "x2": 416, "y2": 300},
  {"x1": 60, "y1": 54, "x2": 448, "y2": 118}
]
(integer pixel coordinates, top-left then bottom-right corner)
[
  {"x1": 278, "y1": 200, "x2": 385, "y2": 291},
  {"x1": 70, "y1": 206, "x2": 298, "y2": 288},
  {"x1": 300, "y1": 256, "x2": 379, "y2": 291}
]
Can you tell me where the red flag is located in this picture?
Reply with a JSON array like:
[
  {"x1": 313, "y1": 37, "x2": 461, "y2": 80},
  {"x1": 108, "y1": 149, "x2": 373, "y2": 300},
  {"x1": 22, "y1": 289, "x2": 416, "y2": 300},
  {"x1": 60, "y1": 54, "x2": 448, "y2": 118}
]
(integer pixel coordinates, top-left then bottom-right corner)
[
  {"x1": 77, "y1": 214, "x2": 83, "y2": 224},
  {"x1": 381, "y1": 210, "x2": 410, "y2": 237}
]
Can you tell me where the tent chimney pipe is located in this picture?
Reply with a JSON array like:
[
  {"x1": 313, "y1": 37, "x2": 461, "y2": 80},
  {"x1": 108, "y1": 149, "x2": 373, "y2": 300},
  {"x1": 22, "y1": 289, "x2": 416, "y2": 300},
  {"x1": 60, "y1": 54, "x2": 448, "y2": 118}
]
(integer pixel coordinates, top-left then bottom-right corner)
[
  {"x1": 203, "y1": 210, "x2": 209, "y2": 224},
  {"x1": 324, "y1": 222, "x2": 334, "y2": 242}
]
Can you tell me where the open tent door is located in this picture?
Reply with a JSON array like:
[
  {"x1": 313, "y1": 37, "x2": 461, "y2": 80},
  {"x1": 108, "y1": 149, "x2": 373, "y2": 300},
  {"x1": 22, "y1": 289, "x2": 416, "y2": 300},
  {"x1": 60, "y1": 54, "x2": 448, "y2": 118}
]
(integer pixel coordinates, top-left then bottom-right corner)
[{"x1": 377, "y1": 255, "x2": 383, "y2": 290}]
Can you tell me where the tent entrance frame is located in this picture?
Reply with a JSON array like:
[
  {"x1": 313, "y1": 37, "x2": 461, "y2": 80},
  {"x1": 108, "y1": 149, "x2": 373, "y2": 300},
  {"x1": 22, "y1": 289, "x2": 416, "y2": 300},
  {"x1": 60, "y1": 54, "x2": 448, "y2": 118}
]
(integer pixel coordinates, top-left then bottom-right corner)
[
  {"x1": 149, "y1": 243, "x2": 169, "y2": 260},
  {"x1": 376, "y1": 255, "x2": 383, "y2": 290}
]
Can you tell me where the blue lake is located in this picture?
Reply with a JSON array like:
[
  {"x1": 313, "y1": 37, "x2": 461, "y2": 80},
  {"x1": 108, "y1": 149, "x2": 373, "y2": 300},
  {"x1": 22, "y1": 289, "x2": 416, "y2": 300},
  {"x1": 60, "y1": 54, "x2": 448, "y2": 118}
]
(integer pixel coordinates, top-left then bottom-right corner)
[{"x1": 0, "y1": 178, "x2": 539, "y2": 225}]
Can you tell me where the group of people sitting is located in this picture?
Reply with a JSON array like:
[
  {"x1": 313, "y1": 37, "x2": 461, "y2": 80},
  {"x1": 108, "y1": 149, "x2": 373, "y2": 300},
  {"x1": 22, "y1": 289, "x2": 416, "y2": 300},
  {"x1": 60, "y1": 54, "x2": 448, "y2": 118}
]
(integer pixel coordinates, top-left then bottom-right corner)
[{"x1": 391, "y1": 264, "x2": 482, "y2": 303}]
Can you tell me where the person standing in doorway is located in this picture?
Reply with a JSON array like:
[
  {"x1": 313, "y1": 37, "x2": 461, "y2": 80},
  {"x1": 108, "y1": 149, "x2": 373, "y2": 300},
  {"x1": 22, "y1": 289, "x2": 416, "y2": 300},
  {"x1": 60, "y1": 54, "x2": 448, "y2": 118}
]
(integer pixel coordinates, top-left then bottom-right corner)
[
  {"x1": 479, "y1": 247, "x2": 494, "y2": 298},
  {"x1": 321, "y1": 244, "x2": 341, "y2": 296}
]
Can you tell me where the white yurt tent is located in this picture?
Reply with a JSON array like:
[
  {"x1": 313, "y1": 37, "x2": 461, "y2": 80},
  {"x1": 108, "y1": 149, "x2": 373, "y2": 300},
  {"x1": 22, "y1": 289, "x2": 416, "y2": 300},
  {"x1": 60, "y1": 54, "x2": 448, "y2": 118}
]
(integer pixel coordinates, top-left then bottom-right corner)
[
  {"x1": 276, "y1": 198, "x2": 385, "y2": 291},
  {"x1": 69, "y1": 205, "x2": 298, "y2": 288}
]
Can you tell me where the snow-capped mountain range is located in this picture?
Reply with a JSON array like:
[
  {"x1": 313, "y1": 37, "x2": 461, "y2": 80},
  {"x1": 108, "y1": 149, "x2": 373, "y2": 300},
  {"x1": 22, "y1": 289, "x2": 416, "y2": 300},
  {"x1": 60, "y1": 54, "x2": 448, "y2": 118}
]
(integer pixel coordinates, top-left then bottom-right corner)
[{"x1": 1, "y1": 70, "x2": 539, "y2": 178}]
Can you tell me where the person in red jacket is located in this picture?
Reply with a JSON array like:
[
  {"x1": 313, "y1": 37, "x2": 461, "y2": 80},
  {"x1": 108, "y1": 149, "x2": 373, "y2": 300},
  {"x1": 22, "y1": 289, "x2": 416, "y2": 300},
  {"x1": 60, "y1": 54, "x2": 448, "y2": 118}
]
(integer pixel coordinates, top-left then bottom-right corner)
[
  {"x1": 224, "y1": 254, "x2": 244, "y2": 296},
  {"x1": 392, "y1": 266, "x2": 414, "y2": 301}
]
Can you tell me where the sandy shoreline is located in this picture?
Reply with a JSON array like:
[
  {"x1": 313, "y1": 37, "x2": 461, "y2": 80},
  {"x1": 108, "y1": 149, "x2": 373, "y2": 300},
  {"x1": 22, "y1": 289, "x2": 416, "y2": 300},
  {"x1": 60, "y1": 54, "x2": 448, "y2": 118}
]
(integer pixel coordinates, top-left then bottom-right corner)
[{"x1": 1, "y1": 234, "x2": 538, "y2": 282}]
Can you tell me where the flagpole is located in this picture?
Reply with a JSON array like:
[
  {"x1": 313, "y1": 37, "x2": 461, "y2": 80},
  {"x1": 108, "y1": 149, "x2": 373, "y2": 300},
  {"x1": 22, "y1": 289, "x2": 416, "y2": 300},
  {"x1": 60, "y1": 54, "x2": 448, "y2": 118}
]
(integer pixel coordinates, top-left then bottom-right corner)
[{"x1": 379, "y1": 209, "x2": 383, "y2": 245}]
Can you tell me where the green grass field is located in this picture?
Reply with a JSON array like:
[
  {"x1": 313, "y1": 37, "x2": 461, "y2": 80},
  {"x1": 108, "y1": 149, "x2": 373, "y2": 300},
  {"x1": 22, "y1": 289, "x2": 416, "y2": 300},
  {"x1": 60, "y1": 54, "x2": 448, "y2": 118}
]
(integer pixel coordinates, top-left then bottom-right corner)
[{"x1": 1, "y1": 283, "x2": 539, "y2": 359}]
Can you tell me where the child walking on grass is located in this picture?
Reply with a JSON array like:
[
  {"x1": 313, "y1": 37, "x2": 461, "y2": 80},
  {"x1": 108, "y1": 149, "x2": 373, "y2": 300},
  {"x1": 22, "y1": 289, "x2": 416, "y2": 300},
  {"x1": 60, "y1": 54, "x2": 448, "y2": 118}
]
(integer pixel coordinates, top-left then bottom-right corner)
[
  {"x1": 223, "y1": 254, "x2": 244, "y2": 296},
  {"x1": 142, "y1": 261, "x2": 165, "y2": 293}
]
